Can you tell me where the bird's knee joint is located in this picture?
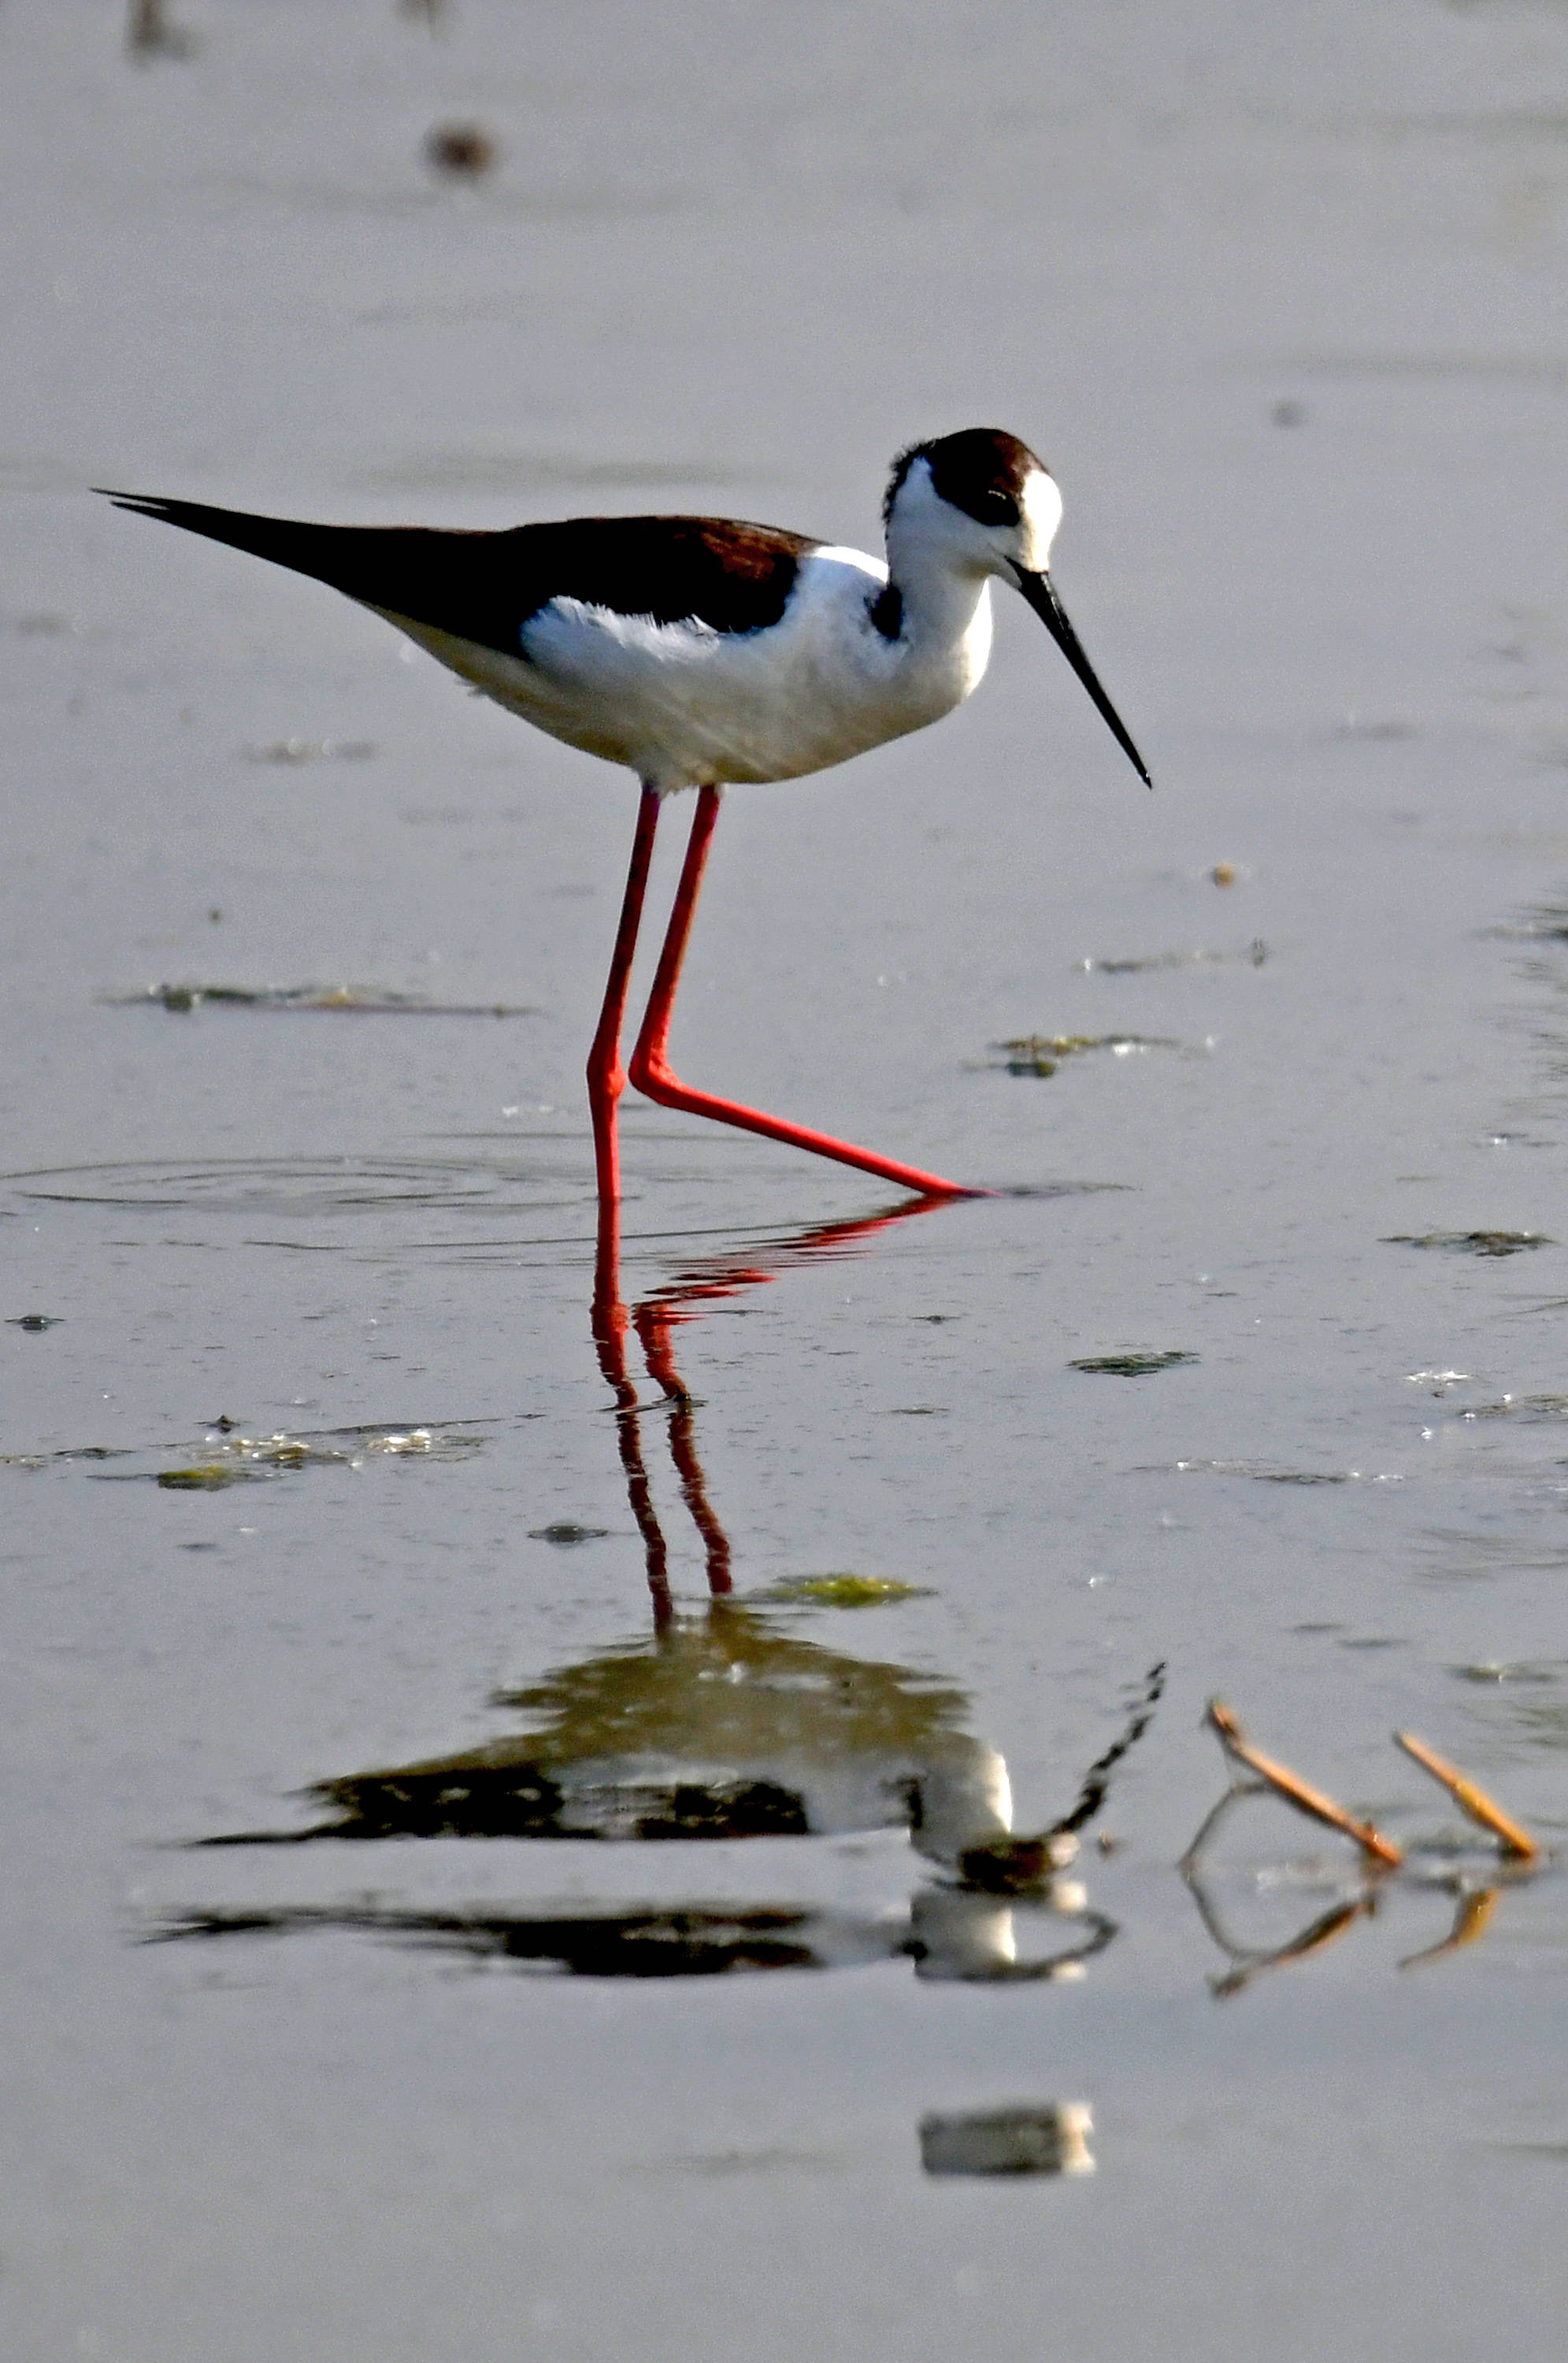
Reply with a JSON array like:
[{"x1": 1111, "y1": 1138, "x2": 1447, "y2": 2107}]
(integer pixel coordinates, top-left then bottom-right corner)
[{"x1": 627, "y1": 1044, "x2": 672, "y2": 1100}]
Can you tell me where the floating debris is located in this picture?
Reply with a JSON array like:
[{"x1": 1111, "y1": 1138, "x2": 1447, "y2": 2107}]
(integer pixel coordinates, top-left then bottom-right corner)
[
  {"x1": 1485, "y1": 904, "x2": 1568, "y2": 944},
  {"x1": 1201, "y1": 1701, "x2": 1403, "y2": 1868},
  {"x1": 108, "y1": 1424, "x2": 480, "y2": 1489},
  {"x1": 425, "y1": 123, "x2": 497, "y2": 178},
  {"x1": 209, "y1": 1425, "x2": 441, "y2": 1467},
  {"x1": 920, "y1": 2103, "x2": 1094, "y2": 2179},
  {"x1": 764, "y1": 1575, "x2": 932, "y2": 1608},
  {"x1": 1457, "y1": 1394, "x2": 1568, "y2": 1423},
  {"x1": 1383, "y1": 1230, "x2": 1551, "y2": 1257},
  {"x1": 7, "y1": 612, "x2": 76, "y2": 636},
  {"x1": 1394, "y1": 1731, "x2": 1540, "y2": 1862},
  {"x1": 990, "y1": 1032, "x2": 1179, "y2": 1078},
  {"x1": 128, "y1": 0, "x2": 195, "y2": 60},
  {"x1": 529, "y1": 1522, "x2": 611, "y2": 1546},
  {"x1": 1170, "y1": 1459, "x2": 1400, "y2": 1484},
  {"x1": 1078, "y1": 940, "x2": 1267, "y2": 974},
  {"x1": 1334, "y1": 717, "x2": 1417, "y2": 742},
  {"x1": 2, "y1": 1445, "x2": 129, "y2": 1468},
  {"x1": 7, "y1": 1314, "x2": 61, "y2": 1331},
  {"x1": 1451, "y1": 1659, "x2": 1565, "y2": 1685},
  {"x1": 1184, "y1": 1707, "x2": 1543, "y2": 1992},
  {"x1": 1071, "y1": 1350, "x2": 1196, "y2": 1377},
  {"x1": 241, "y1": 736, "x2": 376, "y2": 765},
  {"x1": 1210, "y1": 860, "x2": 1236, "y2": 885},
  {"x1": 107, "y1": 983, "x2": 536, "y2": 1017}
]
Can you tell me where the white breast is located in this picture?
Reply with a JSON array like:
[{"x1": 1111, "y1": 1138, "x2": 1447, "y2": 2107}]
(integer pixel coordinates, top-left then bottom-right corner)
[{"x1": 377, "y1": 545, "x2": 994, "y2": 791}]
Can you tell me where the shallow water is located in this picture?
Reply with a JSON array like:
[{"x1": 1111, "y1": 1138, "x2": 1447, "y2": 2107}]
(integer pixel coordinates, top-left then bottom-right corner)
[{"x1": 4, "y1": 3, "x2": 1568, "y2": 2357}]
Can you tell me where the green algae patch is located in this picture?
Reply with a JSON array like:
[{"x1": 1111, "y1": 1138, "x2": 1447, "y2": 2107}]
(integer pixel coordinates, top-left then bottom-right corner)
[
  {"x1": 991, "y1": 1033, "x2": 1177, "y2": 1077},
  {"x1": 1382, "y1": 1230, "x2": 1551, "y2": 1257},
  {"x1": 106, "y1": 982, "x2": 536, "y2": 1018},
  {"x1": 764, "y1": 1575, "x2": 932, "y2": 1609}
]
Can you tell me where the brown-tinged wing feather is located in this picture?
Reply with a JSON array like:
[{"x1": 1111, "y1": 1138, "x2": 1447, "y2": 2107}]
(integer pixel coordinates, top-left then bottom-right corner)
[{"x1": 99, "y1": 495, "x2": 817, "y2": 649}]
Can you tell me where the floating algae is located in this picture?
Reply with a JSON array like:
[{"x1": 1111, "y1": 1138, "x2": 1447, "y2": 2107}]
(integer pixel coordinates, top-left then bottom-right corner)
[{"x1": 1069, "y1": 1350, "x2": 1197, "y2": 1377}]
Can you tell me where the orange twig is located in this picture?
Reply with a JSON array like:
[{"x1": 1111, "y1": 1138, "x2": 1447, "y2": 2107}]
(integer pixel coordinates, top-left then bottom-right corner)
[
  {"x1": 1205, "y1": 1701, "x2": 1403, "y2": 1868},
  {"x1": 1393, "y1": 1732, "x2": 1540, "y2": 1862}
]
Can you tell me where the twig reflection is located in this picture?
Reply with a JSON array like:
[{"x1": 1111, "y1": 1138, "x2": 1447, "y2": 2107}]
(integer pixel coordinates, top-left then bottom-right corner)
[
  {"x1": 1397, "y1": 1883, "x2": 1500, "y2": 1973},
  {"x1": 1181, "y1": 1786, "x2": 1381, "y2": 1998},
  {"x1": 1181, "y1": 1705, "x2": 1544, "y2": 1994}
]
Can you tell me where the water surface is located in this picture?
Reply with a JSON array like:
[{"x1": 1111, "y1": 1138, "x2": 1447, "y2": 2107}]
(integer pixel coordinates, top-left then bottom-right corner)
[{"x1": 3, "y1": 4, "x2": 1568, "y2": 2357}]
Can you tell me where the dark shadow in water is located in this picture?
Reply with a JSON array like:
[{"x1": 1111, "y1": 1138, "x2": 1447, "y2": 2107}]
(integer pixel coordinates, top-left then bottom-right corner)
[
  {"x1": 146, "y1": 1889, "x2": 1115, "y2": 1985},
  {"x1": 165, "y1": 1197, "x2": 1162, "y2": 1983},
  {"x1": 196, "y1": 1608, "x2": 1166, "y2": 1878},
  {"x1": 172, "y1": 1603, "x2": 1157, "y2": 1979}
]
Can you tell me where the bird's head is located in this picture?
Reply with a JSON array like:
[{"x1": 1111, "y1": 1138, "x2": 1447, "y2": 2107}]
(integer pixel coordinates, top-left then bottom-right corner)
[{"x1": 884, "y1": 427, "x2": 1150, "y2": 786}]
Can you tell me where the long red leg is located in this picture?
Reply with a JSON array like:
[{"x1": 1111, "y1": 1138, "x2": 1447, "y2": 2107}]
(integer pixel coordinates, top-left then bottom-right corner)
[
  {"x1": 587, "y1": 782, "x2": 662, "y2": 1208},
  {"x1": 627, "y1": 785, "x2": 975, "y2": 1197}
]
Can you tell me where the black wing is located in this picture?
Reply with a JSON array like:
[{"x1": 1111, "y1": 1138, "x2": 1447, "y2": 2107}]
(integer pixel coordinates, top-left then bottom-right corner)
[{"x1": 100, "y1": 494, "x2": 818, "y2": 649}]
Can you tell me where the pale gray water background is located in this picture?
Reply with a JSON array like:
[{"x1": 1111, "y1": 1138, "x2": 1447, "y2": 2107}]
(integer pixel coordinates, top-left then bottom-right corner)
[{"x1": 4, "y1": 2, "x2": 1568, "y2": 2356}]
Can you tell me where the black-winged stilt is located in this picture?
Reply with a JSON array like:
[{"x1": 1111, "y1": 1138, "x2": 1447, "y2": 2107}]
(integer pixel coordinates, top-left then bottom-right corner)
[{"x1": 105, "y1": 428, "x2": 1149, "y2": 1201}]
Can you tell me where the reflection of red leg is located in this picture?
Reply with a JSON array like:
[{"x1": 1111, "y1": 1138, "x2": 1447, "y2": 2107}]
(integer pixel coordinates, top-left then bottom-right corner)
[
  {"x1": 634, "y1": 1301, "x2": 733, "y2": 1597},
  {"x1": 591, "y1": 1189, "x2": 958, "y2": 1630},
  {"x1": 627, "y1": 785, "x2": 977, "y2": 1199},
  {"x1": 589, "y1": 1146, "x2": 673, "y2": 1629},
  {"x1": 587, "y1": 783, "x2": 662, "y2": 1208}
]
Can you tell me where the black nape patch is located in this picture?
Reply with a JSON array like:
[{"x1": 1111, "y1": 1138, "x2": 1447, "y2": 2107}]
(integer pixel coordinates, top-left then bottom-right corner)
[
  {"x1": 884, "y1": 426, "x2": 1045, "y2": 530},
  {"x1": 868, "y1": 581, "x2": 903, "y2": 640}
]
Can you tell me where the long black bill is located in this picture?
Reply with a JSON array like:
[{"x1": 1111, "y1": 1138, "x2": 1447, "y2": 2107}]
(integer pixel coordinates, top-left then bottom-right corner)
[{"x1": 1014, "y1": 567, "x2": 1151, "y2": 788}]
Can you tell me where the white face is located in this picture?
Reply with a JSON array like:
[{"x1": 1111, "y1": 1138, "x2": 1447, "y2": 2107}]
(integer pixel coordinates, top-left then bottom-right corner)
[
  {"x1": 889, "y1": 455, "x2": 1062, "y2": 581},
  {"x1": 1016, "y1": 467, "x2": 1063, "y2": 573}
]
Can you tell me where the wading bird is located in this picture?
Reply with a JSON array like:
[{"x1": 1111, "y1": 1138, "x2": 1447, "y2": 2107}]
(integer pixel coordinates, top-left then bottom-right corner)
[{"x1": 106, "y1": 428, "x2": 1148, "y2": 1200}]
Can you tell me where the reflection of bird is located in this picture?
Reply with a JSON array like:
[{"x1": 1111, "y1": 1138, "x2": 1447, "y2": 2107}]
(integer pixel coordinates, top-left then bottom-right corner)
[
  {"x1": 105, "y1": 428, "x2": 1148, "y2": 1200},
  {"x1": 304, "y1": 1598, "x2": 1017, "y2": 1864},
  {"x1": 154, "y1": 1887, "x2": 1114, "y2": 1988}
]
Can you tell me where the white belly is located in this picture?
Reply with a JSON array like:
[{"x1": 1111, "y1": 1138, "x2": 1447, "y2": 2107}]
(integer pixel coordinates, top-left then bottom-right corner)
[{"x1": 375, "y1": 547, "x2": 992, "y2": 790}]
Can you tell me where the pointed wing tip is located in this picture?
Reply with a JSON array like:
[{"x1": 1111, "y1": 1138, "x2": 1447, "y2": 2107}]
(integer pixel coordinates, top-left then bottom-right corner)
[{"x1": 95, "y1": 488, "x2": 169, "y2": 516}]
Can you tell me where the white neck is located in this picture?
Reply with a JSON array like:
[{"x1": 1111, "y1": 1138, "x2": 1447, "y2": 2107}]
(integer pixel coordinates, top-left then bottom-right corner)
[
  {"x1": 881, "y1": 463, "x2": 996, "y2": 696},
  {"x1": 889, "y1": 546, "x2": 994, "y2": 655}
]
